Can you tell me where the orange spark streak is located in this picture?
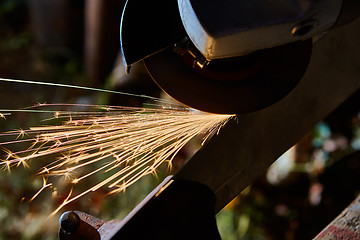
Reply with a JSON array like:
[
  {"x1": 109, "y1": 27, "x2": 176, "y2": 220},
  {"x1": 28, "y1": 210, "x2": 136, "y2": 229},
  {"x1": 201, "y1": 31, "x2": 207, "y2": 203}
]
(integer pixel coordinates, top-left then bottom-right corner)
[{"x1": 0, "y1": 103, "x2": 233, "y2": 214}]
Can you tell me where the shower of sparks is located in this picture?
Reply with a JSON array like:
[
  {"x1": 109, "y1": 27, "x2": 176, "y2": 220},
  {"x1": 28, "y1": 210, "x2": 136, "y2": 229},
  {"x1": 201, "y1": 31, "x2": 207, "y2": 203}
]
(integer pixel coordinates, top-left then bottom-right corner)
[{"x1": 0, "y1": 103, "x2": 233, "y2": 215}]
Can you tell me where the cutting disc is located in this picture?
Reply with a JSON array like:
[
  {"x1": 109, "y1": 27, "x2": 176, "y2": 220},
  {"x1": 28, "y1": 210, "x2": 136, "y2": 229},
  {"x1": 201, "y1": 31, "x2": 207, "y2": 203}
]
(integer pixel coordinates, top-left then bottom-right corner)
[
  {"x1": 120, "y1": 0, "x2": 186, "y2": 68},
  {"x1": 144, "y1": 40, "x2": 312, "y2": 114}
]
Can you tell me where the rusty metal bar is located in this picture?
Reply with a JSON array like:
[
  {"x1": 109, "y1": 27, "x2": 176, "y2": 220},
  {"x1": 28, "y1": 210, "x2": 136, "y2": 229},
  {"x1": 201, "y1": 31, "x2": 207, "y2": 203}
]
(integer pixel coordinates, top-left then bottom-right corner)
[{"x1": 314, "y1": 194, "x2": 360, "y2": 239}]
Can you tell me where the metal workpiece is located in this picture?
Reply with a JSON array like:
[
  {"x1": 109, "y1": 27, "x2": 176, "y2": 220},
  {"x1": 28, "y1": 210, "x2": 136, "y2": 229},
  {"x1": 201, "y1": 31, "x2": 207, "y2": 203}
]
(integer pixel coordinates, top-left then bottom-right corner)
[
  {"x1": 58, "y1": 177, "x2": 221, "y2": 240},
  {"x1": 59, "y1": 211, "x2": 81, "y2": 234},
  {"x1": 314, "y1": 195, "x2": 360, "y2": 239},
  {"x1": 58, "y1": 210, "x2": 128, "y2": 240},
  {"x1": 59, "y1": 211, "x2": 106, "y2": 240},
  {"x1": 58, "y1": 211, "x2": 127, "y2": 240},
  {"x1": 178, "y1": 0, "x2": 343, "y2": 60},
  {"x1": 175, "y1": 17, "x2": 360, "y2": 212},
  {"x1": 108, "y1": 177, "x2": 221, "y2": 240}
]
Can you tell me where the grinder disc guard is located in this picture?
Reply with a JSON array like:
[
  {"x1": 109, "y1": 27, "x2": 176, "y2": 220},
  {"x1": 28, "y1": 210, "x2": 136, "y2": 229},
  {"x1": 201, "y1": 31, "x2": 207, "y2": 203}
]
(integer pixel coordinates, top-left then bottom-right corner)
[{"x1": 144, "y1": 40, "x2": 312, "y2": 114}]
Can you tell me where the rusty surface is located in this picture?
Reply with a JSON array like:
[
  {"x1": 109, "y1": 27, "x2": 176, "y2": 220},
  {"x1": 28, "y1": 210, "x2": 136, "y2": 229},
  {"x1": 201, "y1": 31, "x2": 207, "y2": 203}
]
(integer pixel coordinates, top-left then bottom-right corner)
[
  {"x1": 59, "y1": 211, "x2": 106, "y2": 240},
  {"x1": 75, "y1": 211, "x2": 106, "y2": 230},
  {"x1": 58, "y1": 177, "x2": 174, "y2": 240},
  {"x1": 314, "y1": 195, "x2": 360, "y2": 239}
]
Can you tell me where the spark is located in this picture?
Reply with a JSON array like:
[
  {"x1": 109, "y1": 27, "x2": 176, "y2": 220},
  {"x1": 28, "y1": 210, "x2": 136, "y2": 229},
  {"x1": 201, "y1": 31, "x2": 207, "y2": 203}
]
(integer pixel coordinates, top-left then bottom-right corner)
[
  {"x1": 1, "y1": 159, "x2": 12, "y2": 172},
  {"x1": 0, "y1": 77, "x2": 173, "y2": 103},
  {"x1": 30, "y1": 177, "x2": 53, "y2": 202},
  {"x1": 0, "y1": 101, "x2": 233, "y2": 214},
  {"x1": 16, "y1": 129, "x2": 27, "y2": 139},
  {"x1": 50, "y1": 187, "x2": 74, "y2": 217}
]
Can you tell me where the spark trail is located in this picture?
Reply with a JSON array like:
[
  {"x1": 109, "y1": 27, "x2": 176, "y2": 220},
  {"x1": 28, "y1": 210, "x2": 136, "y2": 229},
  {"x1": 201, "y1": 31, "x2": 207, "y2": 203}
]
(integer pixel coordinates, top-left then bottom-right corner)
[{"x1": 0, "y1": 99, "x2": 233, "y2": 214}]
